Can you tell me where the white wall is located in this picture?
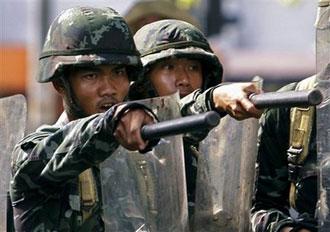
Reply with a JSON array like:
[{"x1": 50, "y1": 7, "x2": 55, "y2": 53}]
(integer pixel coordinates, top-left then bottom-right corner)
[{"x1": 239, "y1": 0, "x2": 316, "y2": 52}]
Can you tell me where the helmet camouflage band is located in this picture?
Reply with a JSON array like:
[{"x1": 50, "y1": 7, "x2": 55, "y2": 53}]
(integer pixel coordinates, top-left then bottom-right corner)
[
  {"x1": 38, "y1": 6, "x2": 142, "y2": 83},
  {"x1": 133, "y1": 19, "x2": 223, "y2": 90}
]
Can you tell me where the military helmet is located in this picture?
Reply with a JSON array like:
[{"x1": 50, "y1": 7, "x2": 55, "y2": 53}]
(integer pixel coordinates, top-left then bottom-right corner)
[
  {"x1": 133, "y1": 19, "x2": 223, "y2": 90},
  {"x1": 38, "y1": 6, "x2": 142, "y2": 83},
  {"x1": 124, "y1": 0, "x2": 201, "y2": 34}
]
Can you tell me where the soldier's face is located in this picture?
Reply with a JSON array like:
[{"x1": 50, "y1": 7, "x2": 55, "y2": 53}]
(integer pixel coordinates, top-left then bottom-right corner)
[
  {"x1": 149, "y1": 57, "x2": 203, "y2": 98},
  {"x1": 68, "y1": 64, "x2": 130, "y2": 115}
]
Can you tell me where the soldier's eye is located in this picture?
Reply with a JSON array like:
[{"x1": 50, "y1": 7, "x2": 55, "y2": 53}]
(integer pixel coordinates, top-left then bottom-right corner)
[
  {"x1": 187, "y1": 61, "x2": 201, "y2": 72},
  {"x1": 162, "y1": 63, "x2": 174, "y2": 70},
  {"x1": 82, "y1": 73, "x2": 98, "y2": 80},
  {"x1": 114, "y1": 67, "x2": 127, "y2": 76},
  {"x1": 188, "y1": 64, "x2": 199, "y2": 71}
]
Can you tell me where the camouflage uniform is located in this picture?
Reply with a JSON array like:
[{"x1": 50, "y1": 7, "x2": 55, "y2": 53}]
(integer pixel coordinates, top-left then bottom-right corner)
[
  {"x1": 132, "y1": 19, "x2": 224, "y2": 214},
  {"x1": 11, "y1": 111, "x2": 127, "y2": 231},
  {"x1": 10, "y1": 7, "x2": 145, "y2": 232},
  {"x1": 251, "y1": 79, "x2": 318, "y2": 232}
]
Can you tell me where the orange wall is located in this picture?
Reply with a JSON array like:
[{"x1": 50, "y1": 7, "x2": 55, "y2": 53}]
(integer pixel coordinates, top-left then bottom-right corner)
[{"x1": 0, "y1": 45, "x2": 27, "y2": 95}]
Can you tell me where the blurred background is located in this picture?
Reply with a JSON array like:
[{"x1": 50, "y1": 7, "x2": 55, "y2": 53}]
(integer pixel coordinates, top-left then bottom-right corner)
[{"x1": 0, "y1": 0, "x2": 317, "y2": 131}]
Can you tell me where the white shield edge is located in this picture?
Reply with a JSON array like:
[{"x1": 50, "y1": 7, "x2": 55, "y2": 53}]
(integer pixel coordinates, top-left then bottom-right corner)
[{"x1": 0, "y1": 94, "x2": 27, "y2": 231}]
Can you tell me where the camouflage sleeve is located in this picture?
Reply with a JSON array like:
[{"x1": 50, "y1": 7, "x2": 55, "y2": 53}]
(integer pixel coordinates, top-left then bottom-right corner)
[
  {"x1": 179, "y1": 84, "x2": 227, "y2": 143},
  {"x1": 180, "y1": 84, "x2": 227, "y2": 117},
  {"x1": 251, "y1": 83, "x2": 298, "y2": 232},
  {"x1": 180, "y1": 88, "x2": 213, "y2": 116},
  {"x1": 11, "y1": 106, "x2": 120, "y2": 190}
]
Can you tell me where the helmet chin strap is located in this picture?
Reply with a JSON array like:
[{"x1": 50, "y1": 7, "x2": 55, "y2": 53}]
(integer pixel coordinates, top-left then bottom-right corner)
[{"x1": 59, "y1": 76, "x2": 88, "y2": 120}]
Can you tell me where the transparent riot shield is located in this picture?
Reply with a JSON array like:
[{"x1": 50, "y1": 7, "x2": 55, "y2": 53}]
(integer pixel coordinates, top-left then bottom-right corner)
[
  {"x1": 0, "y1": 95, "x2": 27, "y2": 231},
  {"x1": 316, "y1": 1, "x2": 330, "y2": 231},
  {"x1": 100, "y1": 93, "x2": 188, "y2": 232},
  {"x1": 193, "y1": 116, "x2": 259, "y2": 232},
  {"x1": 317, "y1": 79, "x2": 330, "y2": 231}
]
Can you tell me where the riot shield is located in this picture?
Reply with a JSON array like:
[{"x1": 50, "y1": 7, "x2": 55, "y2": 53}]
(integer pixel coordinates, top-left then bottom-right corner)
[
  {"x1": 316, "y1": 1, "x2": 330, "y2": 230},
  {"x1": 317, "y1": 78, "x2": 330, "y2": 231},
  {"x1": 100, "y1": 93, "x2": 188, "y2": 232},
  {"x1": 193, "y1": 116, "x2": 259, "y2": 232},
  {"x1": 0, "y1": 95, "x2": 27, "y2": 231}
]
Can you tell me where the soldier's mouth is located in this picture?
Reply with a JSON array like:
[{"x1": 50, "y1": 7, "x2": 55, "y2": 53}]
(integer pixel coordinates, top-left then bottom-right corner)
[
  {"x1": 179, "y1": 90, "x2": 192, "y2": 98},
  {"x1": 99, "y1": 103, "x2": 114, "y2": 112}
]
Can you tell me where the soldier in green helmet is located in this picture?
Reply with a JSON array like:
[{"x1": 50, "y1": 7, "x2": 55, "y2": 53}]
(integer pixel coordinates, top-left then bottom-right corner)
[
  {"x1": 9, "y1": 6, "x2": 157, "y2": 231},
  {"x1": 131, "y1": 19, "x2": 263, "y2": 217},
  {"x1": 132, "y1": 19, "x2": 261, "y2": 118}
]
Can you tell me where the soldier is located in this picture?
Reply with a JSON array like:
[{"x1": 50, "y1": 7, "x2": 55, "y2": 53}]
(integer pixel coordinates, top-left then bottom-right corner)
[
  {"x1": 131, "y1": 19, "x2": 262, "y2": 217},
  {"x1": 132, "y1": 19, "x2": 261, "y2": 119},
  {"x1": 9, "y1": 7, "x2": 157, "y2": 231},
  {"x1": 250, "y1": 76, "x2": 318, "y2": 232},
  {"x1": 250, "y1": 0, "x2": 330, "y2": 231}
]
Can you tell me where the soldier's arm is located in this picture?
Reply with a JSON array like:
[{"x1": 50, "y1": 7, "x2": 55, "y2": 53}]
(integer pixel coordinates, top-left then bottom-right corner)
[
  {"x1": 179, "y1": 82, "x2": 262, "y2": 142},
  {"x1": 11, "y1": 104, "x2": 154, "y2": 188},
  {"x1": 179, "y1": 86, "x2": 221, "y2": 142},
  {"x1": 180, "y1": 82, "x2": 262, "y2": 119},
  {"x1": 180, "y1": 86, "x2": 221, "y2": 116}
]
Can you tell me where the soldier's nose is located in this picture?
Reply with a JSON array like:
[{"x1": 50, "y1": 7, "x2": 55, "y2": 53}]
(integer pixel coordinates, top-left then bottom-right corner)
[
  {"x1": 99, "y1": 77, "x2": 116, "y2": 96},
  {"x1": 175, "y1": 69, "x2": 190, "y2": 86}
]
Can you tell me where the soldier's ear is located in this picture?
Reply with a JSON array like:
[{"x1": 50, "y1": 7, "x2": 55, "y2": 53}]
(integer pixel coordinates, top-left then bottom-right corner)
[{"x1": 52, "y1": 79, "x2": 65, "y2": 95}]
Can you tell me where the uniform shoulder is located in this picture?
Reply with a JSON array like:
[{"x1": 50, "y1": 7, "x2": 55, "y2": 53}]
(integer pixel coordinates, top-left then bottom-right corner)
[
  {"x1": 18, "y1": 124, "x2": 59, "y2": 148},
  {"x1": 277, "y1": 75, "x2": 316, "y2": 92},
  {"x1": 277, "y1": 82, "x2": 298, "y2": 92}
]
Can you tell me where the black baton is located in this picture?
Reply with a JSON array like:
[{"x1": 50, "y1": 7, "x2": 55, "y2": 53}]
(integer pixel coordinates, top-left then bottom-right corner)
[
  {"x1": 140, "y1": 89, "x2": 322, "y2": 140},
  {"x1": 141, "y1": 111, "x2": 220, "y2": 141},
  {"x1": 249, "y1": 89, "x2": 323, "y2": 109}
]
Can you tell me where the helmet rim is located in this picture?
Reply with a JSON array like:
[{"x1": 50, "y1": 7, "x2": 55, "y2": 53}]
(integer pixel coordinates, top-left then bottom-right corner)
[{"x1": 38, "y1": 53, "x2": 142, "y2": 83}]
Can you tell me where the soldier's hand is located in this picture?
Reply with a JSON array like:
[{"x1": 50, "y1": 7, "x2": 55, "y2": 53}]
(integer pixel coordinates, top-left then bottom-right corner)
[
  {"x1": 113, "y1": 108, "x2": 155, "y2": 151},
  {"x1": 212, "y1": 82, "x2": 263, "y2": 120}
]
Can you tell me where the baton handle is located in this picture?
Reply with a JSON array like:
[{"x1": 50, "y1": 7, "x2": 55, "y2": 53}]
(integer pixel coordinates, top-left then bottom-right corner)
[
  {"x1": 141, "y1": 111, "x2": 220, "y2": 141},
  {"x1": 249, "y1": 89, "x2": 323, "y2": 109}
]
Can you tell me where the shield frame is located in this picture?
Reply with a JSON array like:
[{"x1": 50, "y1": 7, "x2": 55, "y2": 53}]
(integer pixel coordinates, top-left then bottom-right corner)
[
  {"x1": 193, "y1": 115, "x2": 259, "y2": 232},
  {"x1": 100, "y1": 92, "x2": 189, "y2": 232}
]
